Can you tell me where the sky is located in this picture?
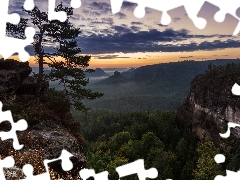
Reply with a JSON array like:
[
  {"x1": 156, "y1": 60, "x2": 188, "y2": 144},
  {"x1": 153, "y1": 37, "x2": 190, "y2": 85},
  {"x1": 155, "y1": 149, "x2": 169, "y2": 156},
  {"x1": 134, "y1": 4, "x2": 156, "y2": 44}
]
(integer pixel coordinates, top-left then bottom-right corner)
[{"x1": 5, "y1": 0, "x2": 240, "y2": 68}]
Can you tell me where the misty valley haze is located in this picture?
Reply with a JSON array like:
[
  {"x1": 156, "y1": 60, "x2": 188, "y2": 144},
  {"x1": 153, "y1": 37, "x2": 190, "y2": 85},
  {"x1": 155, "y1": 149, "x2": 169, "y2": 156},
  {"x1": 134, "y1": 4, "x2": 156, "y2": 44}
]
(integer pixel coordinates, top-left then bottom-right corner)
[{"x1": 40, "y1": 58, "x2": 240, "y2": 112}]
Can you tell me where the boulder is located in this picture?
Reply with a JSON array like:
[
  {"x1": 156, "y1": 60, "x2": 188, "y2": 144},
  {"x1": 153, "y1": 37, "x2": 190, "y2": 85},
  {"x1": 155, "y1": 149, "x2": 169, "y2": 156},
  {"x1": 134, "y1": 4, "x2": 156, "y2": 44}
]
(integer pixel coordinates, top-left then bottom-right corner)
[{"x1": 0, "y1": 59, "x2": 32, "y2": 101}]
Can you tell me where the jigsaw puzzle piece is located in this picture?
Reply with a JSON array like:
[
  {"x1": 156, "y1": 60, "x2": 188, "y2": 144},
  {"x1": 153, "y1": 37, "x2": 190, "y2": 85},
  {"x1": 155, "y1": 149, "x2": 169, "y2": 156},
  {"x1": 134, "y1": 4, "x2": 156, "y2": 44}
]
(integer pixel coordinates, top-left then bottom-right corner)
[
  {"x1": 110, "y1": 0, "x2": 184, "y2": 25},
  {"x1": 48, "y1": 0, "x2": 67, "y2": 22},
  {"x1": 0, "y1": 102, "x2": 28, "y2": 150},
  {"x1": 219, "y1": 122, "x2": 240, "y2": 138},
  {"x1": 232, "y1": 83, "x2": 240, "y2": 96},
  {"x1": 58, "y1": 149, "x2": 74, "y2": 171},
  {"x1": 214, "y1": 154, "x2": 226, "y2": 164},
  {"x1": 195, "y1": 1, "x2": 239, "y2": 35},
  {"x1": 215, "y1": 170, "x2": 240, "y2": 180},
  {"x1": 21, "y1": 149, "x2": 74, "y2": 180},
  {"x1": 179, "y1": 1, "x2": 207, "y2": 29},
  {"x1": 22, "y1": 164, "x2": 50, "y2": 180},
  {"x1": 206, "y1": 0, "x2": 240, "y2": 22},
  {"x1": 116, "y1": 159, "x2": 158, "y2": 180},
  {"x1": 235, "y1": 8, "x2": 240, "y2": 36},
  {"x1": 0, "y1": 0, "x2": 20, "y2": 37},
  {"x1": 79, "y1": 169, "x2": 109, "y2": 180},
  {"x1": 71, "y1": 0, "x2": 81, "y2": 8},
  {"x1": 225, "y1": 83, "x2": 240, "y2": 136},
  {"x1": 204, "y1": 0, "x2": 240, "y2": 35},
  {"x1": 0, "y1": 0, "x2": 35, "y2": 62},
  {"x1": 110, "y1": 0, "x2": 206, "y2": 28},
  {"x1": 48, "y1": 0, "x2": 81, "y2": 22},
  {"x1": 0, "y1": 156, "x2": 15, "y2": 180},
  {"x1": 1, "y1": 27, "x2": 35, "y2": 62},
  {"x1": 24, "y1": 0, "x2": 35, "y2": 11}
]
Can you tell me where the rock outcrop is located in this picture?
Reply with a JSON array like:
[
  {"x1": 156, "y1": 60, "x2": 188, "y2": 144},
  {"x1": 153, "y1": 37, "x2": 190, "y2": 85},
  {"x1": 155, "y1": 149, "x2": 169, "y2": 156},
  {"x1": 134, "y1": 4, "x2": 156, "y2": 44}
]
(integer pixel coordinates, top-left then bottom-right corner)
[
  {"x1": 0, "y1": 59, "x2": 32, "y2": 102},
  {"x1": 0, "y1": 59, "x2": 86, "y2": 179},
  {"x1": 177, "y1": 63, "x2": 240, "y2": 144}
]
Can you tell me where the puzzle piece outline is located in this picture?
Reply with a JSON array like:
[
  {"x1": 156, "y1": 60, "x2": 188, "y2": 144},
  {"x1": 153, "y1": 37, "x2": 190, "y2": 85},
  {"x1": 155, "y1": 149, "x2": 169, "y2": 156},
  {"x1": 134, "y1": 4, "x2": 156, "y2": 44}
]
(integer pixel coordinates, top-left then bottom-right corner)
[
  {"x1": 0, "y1": 156, "x2": 15, "y2": 180},
  {"x1": 0, "y1": 0, "x2": 82, "y2": 62},
  {"x1": 0, "y1": 0, "x2": 35, "y2": 62},
  {"x1": 1, "y1": 0, "x2": 240, "y2": 179},
  {"x1": 212, "y1": 83, "x2": 240, "y2": 179},
  {"x1": 21, "y1": 149, "x2": 74, "y2": 180},
  {"x1": 110, "y1": 0, "x2": 240, "y2": 35},
  {"x1": 116, "y1": 159, "x2": 158, "y2": 180},
  {"x1": 0, "y1": 102, "x2": 28, "y2": 150}
]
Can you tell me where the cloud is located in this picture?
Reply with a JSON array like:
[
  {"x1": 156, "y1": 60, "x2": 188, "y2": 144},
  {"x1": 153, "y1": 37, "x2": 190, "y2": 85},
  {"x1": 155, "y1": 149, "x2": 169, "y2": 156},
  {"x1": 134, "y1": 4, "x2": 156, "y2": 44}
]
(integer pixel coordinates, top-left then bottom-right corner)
[
  {"x1": 77, "y1": 28, "x2": 191, "y2": 53},
  {"x1": 90, "y1": 2, "x2": 111, "y2": 13},
  {"x1": 100, "y1": 28, "x2": 115, "y2": 35},
  {"x1": 115, "y1": 12, "x2": 127, "y2": 19},
  {"x1": 121, "y1": 1, "x2": 137, "y2": 11},
  {"x1": 113, "y1": 25, "x2": 132, "y2": 34},
  {"x1": 12, "y1": 0, "x2": 239, "y2": 57},
  {"x1": 22, "y1": 20, "x2": 240, "y2": 55},
  {"x1": 71, "y1": 14, "x2": 80, "y2": 21},
  {"x1": 92, "y1": 12, "x2": 101, "y2": 16},
  {"x1": 157, "y1": 24, "x2": 168, "y2": 27},
  {"x1": 131, "y1": 22, "x2": 143, "y2": 25},
  {"x1": 77, "y1": 30, "x2": 240, "y2": 54},
  {"x1": 179, "y1": 56, "x2": 194, "y2": 58},
  {"x1": 101, "y1": 18, "x2": 114, "y2": 25},
  {"x1": 96, "y1": 55, "x2": 119, "y2": 59},
  {"x1": 116, "y1": 57, "x2": 130, "y2": 58},
  {"x1": 25, "y1": 44, "x2": 57, "y2": 56},
  {"x1": 131, "y1": 26, "x2": 141, "y2": 32}
]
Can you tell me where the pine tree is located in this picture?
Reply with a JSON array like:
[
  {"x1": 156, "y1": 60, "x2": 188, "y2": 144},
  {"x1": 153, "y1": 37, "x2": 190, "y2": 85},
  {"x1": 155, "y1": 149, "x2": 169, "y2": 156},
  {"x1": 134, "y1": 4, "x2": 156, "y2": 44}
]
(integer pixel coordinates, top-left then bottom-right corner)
[{"x1": 6, "y1": 3, "x2": 103, "y2": 112}]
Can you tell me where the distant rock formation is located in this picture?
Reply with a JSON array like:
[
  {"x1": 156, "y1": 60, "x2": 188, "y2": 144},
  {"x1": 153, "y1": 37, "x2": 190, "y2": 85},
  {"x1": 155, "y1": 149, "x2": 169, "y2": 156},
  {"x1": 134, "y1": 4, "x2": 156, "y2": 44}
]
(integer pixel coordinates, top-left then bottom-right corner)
[
  {"x1": 85, "y1": 68, "x2": 109, "y2": 77},
  {"x1": 113, "y1": 71, "x2": 121, "y2": 77},
  {"x1": 107, "y1": 71, "x2": 126, "y2": 81}
]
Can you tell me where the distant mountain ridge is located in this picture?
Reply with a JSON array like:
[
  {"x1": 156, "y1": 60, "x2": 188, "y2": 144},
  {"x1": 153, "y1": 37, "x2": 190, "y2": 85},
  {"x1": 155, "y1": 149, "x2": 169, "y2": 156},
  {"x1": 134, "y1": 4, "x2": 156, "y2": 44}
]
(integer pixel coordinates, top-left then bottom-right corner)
[
  {"x1": 85, "y1": 59, "x2": 240, "y2": 112},
  {"x1": 91, "y1": 59, "x2": 240, "y2": 86}
]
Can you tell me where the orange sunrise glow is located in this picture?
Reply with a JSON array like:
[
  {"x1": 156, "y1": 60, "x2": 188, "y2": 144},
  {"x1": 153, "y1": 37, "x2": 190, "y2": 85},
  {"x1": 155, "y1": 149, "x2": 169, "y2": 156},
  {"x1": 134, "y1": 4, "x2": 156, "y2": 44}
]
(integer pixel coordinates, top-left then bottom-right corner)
[{"x1": 4, "y1": 47, "x2": 240, "y2": 69}]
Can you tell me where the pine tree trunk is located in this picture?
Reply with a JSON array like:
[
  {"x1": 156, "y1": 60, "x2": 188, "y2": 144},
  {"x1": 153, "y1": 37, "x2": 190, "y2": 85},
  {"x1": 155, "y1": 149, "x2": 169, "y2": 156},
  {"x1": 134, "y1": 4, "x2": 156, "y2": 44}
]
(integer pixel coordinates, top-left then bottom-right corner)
[
  {"x1": 36, "y1": 31, "x2": 45, "y2": 98},
  {"x1": 38, "y1": 31, "x2": 44, "y2": 75}
]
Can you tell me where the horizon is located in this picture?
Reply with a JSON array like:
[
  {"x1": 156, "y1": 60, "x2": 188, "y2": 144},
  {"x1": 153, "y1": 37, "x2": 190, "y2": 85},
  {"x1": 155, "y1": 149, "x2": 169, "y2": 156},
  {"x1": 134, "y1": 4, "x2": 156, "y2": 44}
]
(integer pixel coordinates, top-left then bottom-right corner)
[{"x1": 27, "y1": 57, "x2": 240, "y2": 70}]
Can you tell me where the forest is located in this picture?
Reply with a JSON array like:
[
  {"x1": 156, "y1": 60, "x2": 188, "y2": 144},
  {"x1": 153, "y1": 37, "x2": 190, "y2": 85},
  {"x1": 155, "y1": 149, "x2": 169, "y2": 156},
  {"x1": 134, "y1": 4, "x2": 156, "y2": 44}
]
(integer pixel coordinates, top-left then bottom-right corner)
[
  {"x1": 71, "y1": 109, "x2": 226, "y2": 180},
  {"x1": 70, "y1": 62, "x2": 240, "y2": 180}
]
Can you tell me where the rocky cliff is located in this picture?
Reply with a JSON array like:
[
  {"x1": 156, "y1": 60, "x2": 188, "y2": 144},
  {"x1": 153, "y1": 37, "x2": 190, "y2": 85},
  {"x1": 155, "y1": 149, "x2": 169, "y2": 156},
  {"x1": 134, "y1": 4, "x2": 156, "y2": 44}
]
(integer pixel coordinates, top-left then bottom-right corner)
[
  {"x1": 0, "y1": 59, "x2": 86, "y2": 179},
  {"x1": 177, "y1": 63, "x2": 240, "y2": 144}
]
